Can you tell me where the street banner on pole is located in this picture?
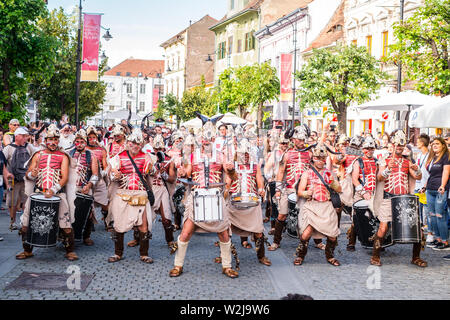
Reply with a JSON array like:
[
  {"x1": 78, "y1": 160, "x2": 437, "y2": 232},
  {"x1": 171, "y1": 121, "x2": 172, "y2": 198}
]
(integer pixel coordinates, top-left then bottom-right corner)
[
  {"x1": 152, "y1": 88, "x2": 159, "y2": 111},
  {"x1": 280, "y1": 53, "x2": 293, "y2": 102},
  {"x1": 81, "y1": 14, "x2": 101, "y2": 82}
]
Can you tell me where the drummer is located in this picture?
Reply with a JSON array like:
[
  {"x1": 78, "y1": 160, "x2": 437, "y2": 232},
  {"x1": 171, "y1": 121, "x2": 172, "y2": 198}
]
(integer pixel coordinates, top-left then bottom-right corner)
[
  {"x1": 348, "y1": 136, "x2": 378, "y2": 251},
  {"x1": 224, "y1": 138, "x2": 271, "y2": 266},
  {"x1": 269, "y1": 126, "x2": 311, "y2": 251},
  {"x1": 69, "y1": 129, "x2": 99, "y2": 246},
  {"x1": 169, "y1": 114, "x2": 240, "y2": 279},
  {"x1": 372, "y1": 129, "x2": 426, "y2": 267},
  {"x1": 17, "y1": 124, "x2": 79, "y2": 261},
  {"x1": 107, "y1": 125, "x2": 127, "y2": 159}
]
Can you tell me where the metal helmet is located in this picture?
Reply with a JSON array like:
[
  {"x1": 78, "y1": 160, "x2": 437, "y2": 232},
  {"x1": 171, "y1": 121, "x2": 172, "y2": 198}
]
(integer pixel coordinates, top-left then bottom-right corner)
[
  {"x1": 362, "y1": 136, "x2": 376, "y2": 149},
  {"x1": 312, "y1": 143, "x2": 328, "y2": 158},
  {"x1": 391, "y1": 129, "x2": 407, "y2": 146},
  {"x1": 127, "y1": 128, "x2": 144, "y2": 145},
  {"x1": 86, "y1": 126, "x2": 97, "y2": 136},
  {"x1": 74, "y1": 129, "x2": 87, "y2": 141},
  {"x1": 45, "y1": 124, "x2": 60, "y2": 139},
  {"x1": 112, "y1": 124, "x2": 126, "y2": 137},
  {"x1": 291, "y1": 126, "x2": 307, "y2": 140},
  {"x1": 349, "y1": 135, "x2": 364, "y2": 149},
  {"x1": 337, "y1": 134, "x2": 349, "y2": 146},
  {"x1": 171, "y1": 130, "x2": 184, "y2": 143}
]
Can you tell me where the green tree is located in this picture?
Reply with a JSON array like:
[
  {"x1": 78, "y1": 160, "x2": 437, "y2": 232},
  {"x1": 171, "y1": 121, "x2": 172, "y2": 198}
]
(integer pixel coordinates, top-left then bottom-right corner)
[
  {"x1": 388, "y1": 0, "x2": 449, "y2": 96},
  {"x1": 0, "y1": 0, "x2": 57, "y2": 127},
  {"x1": 218, "y1": 62, "x2": 280, "y2": 130},
  {"x1": 296, "y1": 45, "x2": 387, "y2": 134},
  {"x1": 156, "y1": 93, "x2": 183, "y2": 125},
  {"x1": 29, "y1": 7, "x2": 107, "y2": 123},
  {"x1": 180, "y1": 80, "x2": 218, "y2": 121}
]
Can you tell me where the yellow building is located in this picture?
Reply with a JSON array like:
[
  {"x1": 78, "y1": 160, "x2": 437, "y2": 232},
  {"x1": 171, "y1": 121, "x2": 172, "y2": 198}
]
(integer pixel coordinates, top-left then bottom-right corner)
[{"x1": 209, "y1": 0, "x2": 263, "y2": 83}]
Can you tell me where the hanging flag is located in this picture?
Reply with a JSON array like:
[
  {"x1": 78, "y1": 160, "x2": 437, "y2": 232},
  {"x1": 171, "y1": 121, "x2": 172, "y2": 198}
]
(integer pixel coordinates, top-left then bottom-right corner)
[
  {"x1": 81, "y1": 14, "x2": 102, "y2": 82},
  {"x1": 280, "y1": 53, "x2": 293, "y2": 102}
]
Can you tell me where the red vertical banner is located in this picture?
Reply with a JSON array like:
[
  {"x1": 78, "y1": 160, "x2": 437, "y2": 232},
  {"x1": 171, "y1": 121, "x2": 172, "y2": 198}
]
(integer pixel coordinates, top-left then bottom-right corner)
[
  {"x1": 81, "y1": 14, "x2": 101, "y2": 82},
  {"x1": 152, "y1": 88, "x2": 160, "y2": 111},
  {"x1": 280, "y1": 53, "x2": 293, "y2": 102}
]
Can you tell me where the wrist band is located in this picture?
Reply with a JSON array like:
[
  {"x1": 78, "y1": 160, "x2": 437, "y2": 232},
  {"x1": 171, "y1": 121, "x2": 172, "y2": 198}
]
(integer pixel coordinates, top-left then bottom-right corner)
[
  {"x1": 27, "y1": 172, "x2": 36, "y2": 180},
  {"x1": 89, "y1": 175, "x2": 99, "y2": 187},
  {"x1": 50, "y1": 183, "x2": 61, "y2": 194},
  {"x1": 355, "y1": 184, "x2": 363, "y2": 192}
]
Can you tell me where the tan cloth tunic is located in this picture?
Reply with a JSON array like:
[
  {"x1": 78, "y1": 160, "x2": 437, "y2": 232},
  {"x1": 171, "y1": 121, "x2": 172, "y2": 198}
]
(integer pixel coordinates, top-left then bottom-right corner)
[
  {"x1": 299, "y1": 200, "x2": 340, "y2": 239},
  {"x1": 226, "y1": 199, "x2": 264, "y2": 237}
]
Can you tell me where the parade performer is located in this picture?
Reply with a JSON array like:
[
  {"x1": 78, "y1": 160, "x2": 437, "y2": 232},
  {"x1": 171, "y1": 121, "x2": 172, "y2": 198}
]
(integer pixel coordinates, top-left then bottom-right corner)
[
  {"x1": 371, "y1": 130, "x2": 426, "y2": 267},
  {"x1": 107, "y1": 125, "x2": 127, "y2": 160},
  {"x1": 295, "y1": 144, "x2": 342, "y2": 266},
  {"x1": 269, "y1": 126, "x2": 311, "y2": 251},
  {"x1": 17, "y1": 124, "x2": 78, "y2": 261},
  {"x1": 348, "y1": 137, "x2": 378, "y2": 251},
  {"x1": 107, "y1": 128, "x2": 155, "y2": 264},
  {"x1": 86, "y1": 126, "x2": 110, "y2": 229},
  {"x1": 169, "y1": 113, "x2": 240, "y2": 279},
  {"x1": 224, "y1": 138, "x2": 271, "y2": 266},
  {"x1": 149, "y1": 134, "x2": 177, "y2": 253},
  {"x1": 69, "y1": 129, "x2": 99, "y2": 245}
]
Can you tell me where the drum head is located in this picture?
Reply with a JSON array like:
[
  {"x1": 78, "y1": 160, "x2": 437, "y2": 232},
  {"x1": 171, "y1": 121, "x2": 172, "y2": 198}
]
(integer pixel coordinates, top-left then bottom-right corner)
[
  {"x1": 76, "y1": 193, "x2": 94, "y2": 201},
  {"x1": 353, "y1": 199, "x2": 369, "y2": 209},
  {"x1": 30, "y1": 194, "x2": 61, "y2": 202},
  {"x1": 287, "y1": 193, "x2": 297, "y2": 203}
]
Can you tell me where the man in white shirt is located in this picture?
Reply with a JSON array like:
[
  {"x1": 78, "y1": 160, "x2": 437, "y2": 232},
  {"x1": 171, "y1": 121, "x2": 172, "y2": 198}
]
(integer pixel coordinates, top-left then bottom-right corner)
[{"x1": 414, "y1": 134, "x2": 431, "y2": 243}]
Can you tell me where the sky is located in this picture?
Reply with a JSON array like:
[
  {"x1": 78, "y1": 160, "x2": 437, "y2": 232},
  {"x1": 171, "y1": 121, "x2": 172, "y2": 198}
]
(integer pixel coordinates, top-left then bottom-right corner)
[{"x1": 47, "y1": 0, "x2": 227, "y2": 67}]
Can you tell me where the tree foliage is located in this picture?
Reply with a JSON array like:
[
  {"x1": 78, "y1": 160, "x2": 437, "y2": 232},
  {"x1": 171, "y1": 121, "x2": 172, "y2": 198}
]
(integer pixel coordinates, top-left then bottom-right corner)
[
  {"x1": 295, "y1": 45, "x2": 387, "y2": 134},
  {"x1": 29, "y1": 7, "x2": 107, "y2": 123},
  {"x1": 388, "y1": 0, "x2": 450, "y2": 96},
  {"x1": 0, "y1": 0, "x2": 57, "y2": 128},
  {"x1": 181, "y1": 79, "x2": 218, "y2": 120}
]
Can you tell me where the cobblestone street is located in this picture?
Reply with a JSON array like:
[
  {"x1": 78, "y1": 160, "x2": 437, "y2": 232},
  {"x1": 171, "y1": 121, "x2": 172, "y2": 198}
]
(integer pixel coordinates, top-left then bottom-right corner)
[{"x1": 0, "y1": 208, "x2": 448, "y2": 300}]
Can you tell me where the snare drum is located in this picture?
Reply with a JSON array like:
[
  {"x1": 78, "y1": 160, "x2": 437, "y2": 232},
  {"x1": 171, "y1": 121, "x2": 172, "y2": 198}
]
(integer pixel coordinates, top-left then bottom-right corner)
[
  {"x1": 230, "y1": 193, "x2": 260, "y2": 209},
  {"x1": 26, "y1": 194, "x2": 61, "y2": 248},
  {"x1": 73, "y1": 193, "x2": 94, "y2": 241},
  {"x1": 352, "y1": 199, "x2": 393, "y2": 249},
  {"x1": 286, "y1": 193, "x2": 299, "y2": 238},
  {"x1": 193, "y1": 188, "x2": 223, "y2": 222},
  {"x1": 391, "y1": 195, "x2": 420, "y2": 244}
]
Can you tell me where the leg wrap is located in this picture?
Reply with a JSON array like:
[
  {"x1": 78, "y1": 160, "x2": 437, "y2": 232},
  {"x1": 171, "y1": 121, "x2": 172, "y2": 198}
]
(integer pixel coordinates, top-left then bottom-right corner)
[
  {"x1": 133, "y1": 227, "x2": 140, "y2": 242},
  {"x1": 371, "y1": 234, "x2": 384, "y2": 260},
  {"x1": 113, "y1": 232, "x2": 124, "y2": 257},
  {"x1": 325, "y1": 238, "x2": 338, "y2": 261},
  {"x1": 20, "y1": 227, "x2": 33, "y2": 253},
  {"x1": 162, "y1": 219, "x2": 174, "y2": 243},
  {"x1": 63, "y1": 229, "x2": 75, "y2": 254},
  {"x1": 139, "y1": 232, "x2": 150, "y2": 256},
  {"x1": 273, "y1": 219, "x2": 286, "y2": 245},
  {"x1": 255, "y1": 236, "x2": 265, "y2": 260},
  {"x1": 174, "y1": 236, "x2": 189, "y2": 267},
  {"x1": 412, "y1": 242, "x2": 422, "y2": 260},
  {"x1": 174, "y1": 208, "x2": 182, "y2": 228},
  {"x1": 346, "y1": 224, "x2": 356, "y2": 246},
  {"x1": 295, "y1": 239, "x2": 309, "y2": 259},
  {"x1": 219, "y1": 240, "x2": 234, "y2": 269},
  {"x1": 82, "y1": 217, "x2": 94, "y2": 240}
]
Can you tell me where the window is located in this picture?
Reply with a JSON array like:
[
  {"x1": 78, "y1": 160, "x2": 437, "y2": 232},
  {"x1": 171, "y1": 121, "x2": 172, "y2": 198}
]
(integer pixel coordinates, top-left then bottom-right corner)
[
  {"x1": 109, "y1": 105, "x2": 114, "y2": 111},
  {"x1": 237, "y1": 39, "x2": 242, "y2": 53},
  {"x1": 230, "y1": 0, "x2": 234, "y2": 10},
  {"x1": 126, "y1": 83, "x2": 132, "y2": 94},
  {"x1": 366, "y1": 35, "x2": 372, "y2": 55},
  {"x1": 126, "y1": 101, "x2": 132, "y2": 110},
  {"x1": 218, "y1": 41, "x2": 226, "y2": 59},
  {"x1": 140, "y1": 84, "x2": 146, "y2": 94},
  {"x1": 381, "y1": 31, "x2": 388, "y2": 57},
  {"x1": 126, "y1": 72, "x2": 131, "y2": 76},
  {"x1": 116, "y1": 72, "x2": 121, "y2": 76},
  {"x1": 245, "y1": 31, "x2": 255, "y2": 51},
  {"x1": 228, "y1": 36, "x2": 233, "y2": 55},
  {"x1": 139, "y1": 102, "x2": 145, "y2": 112}
]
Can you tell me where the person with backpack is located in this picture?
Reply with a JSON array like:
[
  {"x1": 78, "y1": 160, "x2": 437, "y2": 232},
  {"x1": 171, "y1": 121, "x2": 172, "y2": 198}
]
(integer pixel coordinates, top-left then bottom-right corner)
[{"x1": 2, "y1": 127, "x2": 35, "y2": 230}]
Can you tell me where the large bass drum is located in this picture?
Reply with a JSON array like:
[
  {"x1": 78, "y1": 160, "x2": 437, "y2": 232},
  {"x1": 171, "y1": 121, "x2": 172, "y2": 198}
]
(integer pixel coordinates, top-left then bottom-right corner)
[
  {"x1": 26, "y1": 194, "x2": 61, "y2": 248},
  {"x1": 352, "y1": 199, "x2": 393, "y2": 249},
  {"x1": 72, "y1": 193, "x2": 94, "y2": 242},
  {"x1": 391, "y1": 195, "x2": 421, "y2": 244},
  {"x1": 286, "y1": 193, "x2": 299, "y2": 238}
]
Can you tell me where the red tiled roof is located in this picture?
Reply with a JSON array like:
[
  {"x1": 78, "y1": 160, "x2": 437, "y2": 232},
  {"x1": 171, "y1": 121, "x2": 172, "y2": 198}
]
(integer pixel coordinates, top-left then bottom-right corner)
[
  {"x1": 105, "y1": 59, "x2": 164, "y2": 78},
  {"x1": 303, "y1": 0, "x2": 345, "y2": 52}
]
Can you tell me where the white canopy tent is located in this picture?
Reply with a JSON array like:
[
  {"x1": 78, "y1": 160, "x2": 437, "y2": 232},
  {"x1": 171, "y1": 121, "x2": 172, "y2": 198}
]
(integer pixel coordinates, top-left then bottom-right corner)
[
  {"x1": 409, "y1": 95, "x2": 450, "y2": 128},
  {"x1": 356, "y1": 90, "x2": 440, "y2": 111}
]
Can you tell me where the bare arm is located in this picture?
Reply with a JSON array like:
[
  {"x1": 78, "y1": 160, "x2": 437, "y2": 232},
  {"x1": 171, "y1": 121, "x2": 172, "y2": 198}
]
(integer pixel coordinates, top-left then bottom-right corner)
[{"x1": 167, "y1": 162, "x2": 176, "y2": 184}]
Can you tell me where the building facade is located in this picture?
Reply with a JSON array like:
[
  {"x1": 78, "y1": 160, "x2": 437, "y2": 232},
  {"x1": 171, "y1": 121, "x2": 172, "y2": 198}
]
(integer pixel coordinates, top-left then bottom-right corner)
[{"x1": 161, "y1": 15, "x2": 218, "y2": 99}]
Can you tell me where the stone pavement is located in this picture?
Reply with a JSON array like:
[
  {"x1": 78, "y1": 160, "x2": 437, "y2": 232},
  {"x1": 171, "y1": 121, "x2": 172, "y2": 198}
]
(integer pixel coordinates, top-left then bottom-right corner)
[{"x1": 0, "y1": 204, "x2": 448, "y2": 300}]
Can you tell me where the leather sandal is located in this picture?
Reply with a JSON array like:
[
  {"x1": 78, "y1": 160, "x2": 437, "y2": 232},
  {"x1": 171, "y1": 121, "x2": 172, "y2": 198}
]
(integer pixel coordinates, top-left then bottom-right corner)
[
  {"x1": 293, "y1": 257, "x2": 303, "y2": 266},
  {"x1": 65, "y1": 252, "x2": 79, "y2": 261},
  {"x1": 214, "y1": 257, "x2": 222, "y2": 264},
  {"x1": 169, "y1": 266, "x2": 183, "y2": 277},
  {"x1": 258, "y1": 256, "x2": 272, "y2": 266},
  {"x1": 268, "y1": 243, "x2": 280, "y2": 251},
  {"x1": 214, "y1": 241, "x2": 219, "y2": 247},
  {"x1": 268, "y1": 228, "x2": 275, "y2": 235},
  {"x1": 411, "y1": 258, "x2": 427, "y2": 268},
  {"x1": 108, "y1": 254, "x2": 122, "y2": 263},
  {"x1": 16, "y1": 251, "x2": 33, "y2": 260},
  {"x1": 370, "y1": 256, "x2": 382, "y2": 266},
  {"x1": 83, "y1": 238, "x2": 94, "y2": 246},
  {"x1": 241, "y1": 241, "x2": 252, "y2": 249},
  {"x1": 222, "y1": 267, "x2": 239, "y2": 279},
  {"x1": 315, "y1": 242, "x2": 326, "y2": 250},
  {"x1": 140, "y1": 256, "x2": 154, "y2": 264},
  {"x1": 127, "y1": 239, "x2": 139, "y2": 247},
  {"x1": 327, "y1": 258, "x2": 340, "y2": 266}
]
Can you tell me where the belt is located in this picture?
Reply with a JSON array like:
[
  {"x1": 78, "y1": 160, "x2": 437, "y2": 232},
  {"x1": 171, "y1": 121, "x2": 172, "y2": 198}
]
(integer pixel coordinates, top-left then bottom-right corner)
[{"x1": 383, "y1": 191, "x2": 397, "y2": 199}]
